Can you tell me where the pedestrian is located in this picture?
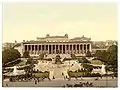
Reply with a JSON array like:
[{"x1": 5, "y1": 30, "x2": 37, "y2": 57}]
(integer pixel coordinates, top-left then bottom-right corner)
[
  {"x1": 6, "y1": 83, "x2": 8, "y2": 87},
  {"x1": 37, "y1": 77, "x2": 39, "y2": 82},
  {"x1": 53, "y1": 76, "x2": 55, "y2": 79},
  {"x1": 48, "y1": 77, "x2": 51, "y2": 81},
  {"x1": 66, "y1": 75, "x2": 68, "y2": 79},
  {"x1": 111, "y1": 75, "x2": 114, "y2": 79},
  {"x1": 35, "y1": 79, "x2": 37, "y2": 84},
  {"x1": 62, "y1": 72, "x2": 64, "y2": 76},
  {"x1": 75, "y1": 76, "x2": 78, "y2": 80},
  {"x1": 95, "y1": 77, "x2": 98, "y2": 80}
]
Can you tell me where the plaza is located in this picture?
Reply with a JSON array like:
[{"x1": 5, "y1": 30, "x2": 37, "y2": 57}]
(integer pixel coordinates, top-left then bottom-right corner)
[{"x1": 3, "y1": 77, "x2": 117, "y2": 87}]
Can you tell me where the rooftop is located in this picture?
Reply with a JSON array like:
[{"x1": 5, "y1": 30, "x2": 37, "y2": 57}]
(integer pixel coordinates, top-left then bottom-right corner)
[{"x1": 23, "y1": 34, "x2": 92, "y2": 44}]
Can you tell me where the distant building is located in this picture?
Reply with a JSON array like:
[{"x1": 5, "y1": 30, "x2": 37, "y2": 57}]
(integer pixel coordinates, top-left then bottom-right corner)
[
  {"x1": 92, "y1": 40, "x2": 117, "y2": 54},
  {"x1": 21, "y1": 34, "x2": 92, "y2": 57},
  {"x1": 105, "y1": 40, "x2": 117, "y2": 46},
  {"x1": 2, "y1": 43, "x2": 15, "y2": 51}
]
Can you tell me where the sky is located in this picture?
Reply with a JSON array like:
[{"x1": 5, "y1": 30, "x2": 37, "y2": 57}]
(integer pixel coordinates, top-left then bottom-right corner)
[{"x1": 3, "y1": 3, "x2": 117, "y2": 43}]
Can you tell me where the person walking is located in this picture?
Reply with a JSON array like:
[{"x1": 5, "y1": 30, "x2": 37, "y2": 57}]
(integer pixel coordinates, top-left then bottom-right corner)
[
  {"x1": 35, "y1": 79, "x2": 37, "y2": 84},
  {"x1": 62, "y1": 72, "x2": 64, "y2": 76},
  {"x1": 6, "y1": 83, "x2": 8, "y2": 87},
  {"x1": 53, "y1": 76, "x2": 55, "y2": 79}
]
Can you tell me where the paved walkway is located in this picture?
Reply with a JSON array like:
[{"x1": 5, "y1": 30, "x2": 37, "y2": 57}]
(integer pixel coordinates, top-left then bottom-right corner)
[{"x1": 3, "y1": 78, "x2": 117, "y2": 87}]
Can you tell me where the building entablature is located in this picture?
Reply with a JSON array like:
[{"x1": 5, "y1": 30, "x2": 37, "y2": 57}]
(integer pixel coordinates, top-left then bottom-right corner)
[{"x1": 22, "y1": 41, "x2": 92, "y2": 44}]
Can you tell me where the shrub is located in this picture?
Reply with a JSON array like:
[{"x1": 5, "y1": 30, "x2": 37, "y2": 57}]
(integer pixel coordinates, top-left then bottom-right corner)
[{"x1": 91, "y1": 73, "x2": 101, "y2": 77}]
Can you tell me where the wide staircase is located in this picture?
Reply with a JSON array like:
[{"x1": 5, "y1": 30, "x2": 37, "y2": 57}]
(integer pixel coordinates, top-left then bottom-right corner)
[{"x1": 53, "y1": 66, "x2": 63, "y2": 79}]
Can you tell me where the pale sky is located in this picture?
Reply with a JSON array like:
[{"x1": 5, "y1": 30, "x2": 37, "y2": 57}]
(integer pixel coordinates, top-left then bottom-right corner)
[{"x1": 3, "y1": 3, "x2": 117, "y2": 43}]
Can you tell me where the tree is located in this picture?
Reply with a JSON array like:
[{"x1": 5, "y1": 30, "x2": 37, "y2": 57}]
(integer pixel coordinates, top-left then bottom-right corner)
[
  {"x1": 77, "y1": 57, "x2": 93, "y2": 74},
  {"x1": 82, "y1": 63, "x2": 93, "y2": 72},
  {"x1": 2, "y1": 48, "x2": 21, "y2": 66},
  {"x1": 94, "y1": 50, "x2": 108, "y2": 63},
  {"x1": 55, "y1": 55, "x2": 62, "y2": 64},
  {"x1": 71, "y1": 54, "x2": 76, "y2": 60},
  {"x1": 106, "y1": 45, "x2": 117, "y2": 73},
  {"x1": 22, "y1": 51, "x2": 30, "y2": 58},
  {"x1": 39, "y1": 53, "x2": 45, "y2": 60},
  {"x1": 86, "y1": 50, "x2": 92, "y2": 57},
  {"x1": 94, "y1": 45, "x2": 117, "y2": 74},
  {"x1": 26, "y1": 58, "x2": 33, "y2": 64},
  {"x1": 78, "y1": 57, "x2": 91, "y2": 63}
]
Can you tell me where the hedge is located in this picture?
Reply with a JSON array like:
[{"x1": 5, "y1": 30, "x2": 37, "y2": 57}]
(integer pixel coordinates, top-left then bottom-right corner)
[
  {"x1": 32, "y1": 71, "x2": 49, "y2": 78},
  {"x1": 68, "y1": 71, "x2": 101, "y2": 77}
]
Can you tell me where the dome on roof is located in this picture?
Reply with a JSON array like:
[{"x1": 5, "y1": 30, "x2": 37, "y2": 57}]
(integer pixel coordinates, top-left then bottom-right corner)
[
  {"x1": 46, "y1": 34, "x2": 50, "y2": 37},
  {"x1": 64, "y1": 34, "x2": 68, "y2": 38}
]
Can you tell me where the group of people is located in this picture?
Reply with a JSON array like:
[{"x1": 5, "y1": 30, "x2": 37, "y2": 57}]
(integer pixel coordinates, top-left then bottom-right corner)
[
  {"x1": 33, "y1": 75, "x2": 51, "y2": 85},
  {"x1": 61, "y1": 72, "x2": 69, "y2": 80},
  {"x1": 63, "y1": 81, "x2": 93, "y2": 87}
]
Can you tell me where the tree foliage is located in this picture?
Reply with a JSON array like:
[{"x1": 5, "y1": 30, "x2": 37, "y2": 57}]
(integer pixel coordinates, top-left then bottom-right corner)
[
  {"x1": 106, "y1": 45, "x2": 117, "y2": 72},
  {"x1": 82, "y1": 63, "x2": 93, "y2": 72},
  {"x1": 2, "y1": 48, "x2": 21, "y2": 66},
  {"x1": 86, "y1": 50, "x2": 92, "y2": 57},
  {"x1": 39, "y1": 53, "x2": 45, "y2": 60},
  {"x1": 95, "y1": 45, "x2": 117, "y2": 72},
  {"x1": 71, "y1": 54, "x2": 76, "y2": 60},
  {"x1": 55, "y1": 55, "x2": 62, "y2": 64},
  {"x1": 22, "y1": 51, "x2": 30, "y2": 58},
  {"x1": 78, "y1": 57, "x2": 91, "y2": 63},
  {"x1": 77, "y1": 57, "x2": 93, "y2": 72},
  {"x1": 94, "y1": 50, "x2": 108, "y2": 63}
]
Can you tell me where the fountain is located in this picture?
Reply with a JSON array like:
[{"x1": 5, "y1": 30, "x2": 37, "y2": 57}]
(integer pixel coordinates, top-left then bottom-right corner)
[
  {"x1": 13, "y1": 66, "x2": 17, "y2": 75},
  {"x1": 101, "y1": 64, "x2": 106, "y2": 75}
]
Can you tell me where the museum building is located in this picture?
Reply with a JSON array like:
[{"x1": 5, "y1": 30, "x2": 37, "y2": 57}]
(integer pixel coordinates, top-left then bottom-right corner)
[{"x1": 22, "y1": 34, "x2": 92, "y2": 56}]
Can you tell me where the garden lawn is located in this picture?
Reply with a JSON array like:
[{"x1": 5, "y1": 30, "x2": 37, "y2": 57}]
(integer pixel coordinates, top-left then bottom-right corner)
[{"x1": 90, "y1": 60, "x2": 103, "y2": 65}]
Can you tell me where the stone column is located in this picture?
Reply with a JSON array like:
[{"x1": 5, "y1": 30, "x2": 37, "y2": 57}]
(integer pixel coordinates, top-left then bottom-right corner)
[
  {"x1": 44, "y1": 45, "x2": 46, "y2": 53},
  {"x1": 51, "y1": 45, "x2": 53, "y2": 54},
  {"x1": 39, "y1": 45, "x2": 41, "y2": 54},
  {"x1": 55, "y1": 45, "x2": 56, "y2": 54},
  {"x1": 72, "y1": 44, "x2": 73, "y2": 54},
  {"x1": 27, "y1": 45, "x2": 28, "y2": 51},
  {"x1": 68, "y1": 44, "x2": 70, "y2": 54},
  {"x1": 79, "y1": 44, "x2": 80, "y2": 54},
  {"x1": 75, "y1": 44, "x2": 77, "y2": 54},
  {"x1": 82, "y1": 44, "x2": 84, "y2": 54},
  {"x1": 41, "y1": 45, "x2": 43, "y2": 53},
  {"x1": 58, "y1": 45, "x2": 60, "y2": 53},
  {"x1": 30, "y1": 45, "x2": 32, "y2": 55},
  {"x1": 65, "y1": 45, "x2": 67, "y2": 54},
  {"x1": 37, "y1": 45, "x2": 39, "y2": 55},
  {"x1": 34, "y1": 45, "x2": 36, "y2": 55},
  {"x1": 84, "y1": 44, "x2": 86, "y2": 53},
  {"x1": 61, "y1": 45, "x2": 63, "y2": 54},
  {"x1": 89, "y1": 44, "x2": 92, "y2": 52},
  {"x1": 86, "y1": 44, "x2": 87, "y2": 53},
  {"x1": 48, "y1": 45, "x2": 49, "y2": 54}
]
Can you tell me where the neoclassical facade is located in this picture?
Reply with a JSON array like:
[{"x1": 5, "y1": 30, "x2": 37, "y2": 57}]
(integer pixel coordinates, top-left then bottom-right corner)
[{"x1": 22, "y1": 34, "x2": 92, "y2": 56}]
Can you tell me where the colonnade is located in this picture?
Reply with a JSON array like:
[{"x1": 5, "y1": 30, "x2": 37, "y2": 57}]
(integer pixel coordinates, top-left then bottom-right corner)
[{"x1": 23, "y1": 43, "x2": 91, "y2": 55}]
